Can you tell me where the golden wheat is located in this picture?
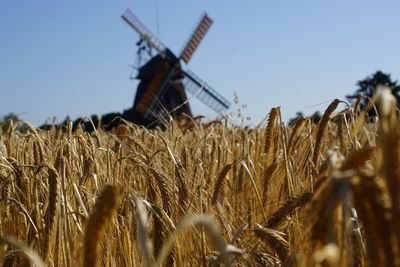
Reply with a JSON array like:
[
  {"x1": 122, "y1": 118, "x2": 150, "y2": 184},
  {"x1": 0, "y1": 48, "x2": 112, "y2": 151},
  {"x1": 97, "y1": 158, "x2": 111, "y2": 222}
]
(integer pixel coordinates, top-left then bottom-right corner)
[{"x1": 0, "y1": 90, "x2": 400, "y2": 266}]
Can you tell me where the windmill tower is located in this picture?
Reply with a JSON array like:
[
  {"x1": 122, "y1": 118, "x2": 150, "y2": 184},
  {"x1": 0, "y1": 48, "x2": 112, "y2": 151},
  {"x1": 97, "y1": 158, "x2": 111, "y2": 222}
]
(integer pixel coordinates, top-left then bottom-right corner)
[{"x1": 121, "y1": 8, "x2": 231, "y2": 127}]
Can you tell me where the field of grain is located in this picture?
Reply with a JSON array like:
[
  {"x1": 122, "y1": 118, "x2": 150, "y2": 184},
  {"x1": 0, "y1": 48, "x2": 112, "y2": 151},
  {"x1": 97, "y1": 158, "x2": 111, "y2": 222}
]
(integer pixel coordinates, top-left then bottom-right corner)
[{"x1": 0, "y1": 88, "x2": 398, "y2": 266}]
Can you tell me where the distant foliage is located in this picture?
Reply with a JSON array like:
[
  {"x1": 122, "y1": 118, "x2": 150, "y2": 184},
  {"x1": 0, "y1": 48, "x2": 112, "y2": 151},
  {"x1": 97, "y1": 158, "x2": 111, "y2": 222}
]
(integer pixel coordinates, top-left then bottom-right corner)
[
  {"x1": 289, "y1": 70, "x2": 399, "y2": 123},
  {"x1": 288, "y1": 111, "x2": 321, "y2": 125},
  {"x1": 346, "y1": 70, "x2": 400, "y2": 116},
  {"x1": 0, "y1": 113, "x2": 28, "y2": 133}
]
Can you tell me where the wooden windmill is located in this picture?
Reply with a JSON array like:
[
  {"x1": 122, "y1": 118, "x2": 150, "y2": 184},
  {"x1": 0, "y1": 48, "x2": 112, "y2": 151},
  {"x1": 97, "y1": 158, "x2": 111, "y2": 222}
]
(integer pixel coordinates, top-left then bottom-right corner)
[{"x1": 121, "y1": 8, "x2": 231, "y2": 127}]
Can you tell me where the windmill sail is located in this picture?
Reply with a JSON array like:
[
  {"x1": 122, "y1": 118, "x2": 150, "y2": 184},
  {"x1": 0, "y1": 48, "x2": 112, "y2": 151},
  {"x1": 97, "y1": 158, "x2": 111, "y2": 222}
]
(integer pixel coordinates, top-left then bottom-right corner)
[
  {"x1": 145, "y1": 78, "x2": 192, "y2": 121},
  {"x1": 182, "y1": 70, "x2": 231, "y2": 113},
  {"x1": 122, "y1": 9, "x2": 166, "y2": 54},
  {"x1": 135, "y1": 62, "x2": 172, "y2": 116},
  {"x1": 180, "y1": 13, "x2": 213, "y2": 64}
]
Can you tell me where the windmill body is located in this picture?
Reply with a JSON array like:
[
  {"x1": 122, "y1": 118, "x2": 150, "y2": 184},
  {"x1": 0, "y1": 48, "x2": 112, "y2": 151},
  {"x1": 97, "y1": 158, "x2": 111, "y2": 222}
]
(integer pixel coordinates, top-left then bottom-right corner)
[
  {"x1": 129, "y1": 49, "x2": 192, "y2": 126},
  {"x1": 122, "y1": 8, "x2": 231, "y2": 128}
]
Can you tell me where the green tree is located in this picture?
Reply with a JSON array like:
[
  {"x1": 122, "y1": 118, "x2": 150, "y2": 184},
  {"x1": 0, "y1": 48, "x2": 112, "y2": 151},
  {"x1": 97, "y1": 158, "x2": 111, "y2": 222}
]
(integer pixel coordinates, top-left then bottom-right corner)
[
  {"x1": 0, "y1": 113, "x2": 28, "y2": 133},
  {"x1": 346, "y1": 70, "x2": 400, "y2": 116}
]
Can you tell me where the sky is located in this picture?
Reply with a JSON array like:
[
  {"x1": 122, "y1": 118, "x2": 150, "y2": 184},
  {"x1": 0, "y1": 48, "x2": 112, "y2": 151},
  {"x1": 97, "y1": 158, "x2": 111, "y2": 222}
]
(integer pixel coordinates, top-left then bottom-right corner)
[{"x1": 0, "y1": 1, "x2": 399, "y2": 126}]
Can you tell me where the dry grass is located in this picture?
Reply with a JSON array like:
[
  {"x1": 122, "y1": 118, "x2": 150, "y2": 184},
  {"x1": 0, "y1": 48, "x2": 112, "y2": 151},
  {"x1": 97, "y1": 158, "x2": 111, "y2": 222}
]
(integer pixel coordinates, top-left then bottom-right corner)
[{"x1": 0, "y1": 88, "x2": 399, "y2": 266}]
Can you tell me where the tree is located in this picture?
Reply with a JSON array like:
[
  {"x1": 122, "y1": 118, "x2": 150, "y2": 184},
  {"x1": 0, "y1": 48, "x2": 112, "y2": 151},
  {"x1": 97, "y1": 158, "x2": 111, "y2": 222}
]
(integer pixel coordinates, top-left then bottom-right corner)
[
  {"x1": 346, "y1": 70, "x2": 400, "y2": 116},
  {"x1": 288, "y1": 111, "x2": 321, "y2": 125},
  {"x1": 0, "y1": 113, "x2": 28, "y2": 133}
]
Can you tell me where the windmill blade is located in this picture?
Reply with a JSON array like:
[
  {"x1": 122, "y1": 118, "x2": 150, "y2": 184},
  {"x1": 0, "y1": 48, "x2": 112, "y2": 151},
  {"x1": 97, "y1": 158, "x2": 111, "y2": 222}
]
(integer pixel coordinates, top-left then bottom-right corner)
[
  {"x1": 135, "y1": 63, "x2": 172, "y2": 117},
  {"x1": 182, "y1": 70, "x2": 231, "y2": 113},
  {"x1": 180, "y1": 13, "x2": 213, "y2": 64},
  {"x1": 121, "y1": 8, "x2": 166, "y2": 54}
]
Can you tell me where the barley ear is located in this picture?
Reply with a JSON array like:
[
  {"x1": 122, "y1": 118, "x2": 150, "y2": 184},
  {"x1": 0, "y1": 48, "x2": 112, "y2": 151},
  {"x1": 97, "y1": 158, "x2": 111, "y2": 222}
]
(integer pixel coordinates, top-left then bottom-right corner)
[
  {"x1": 312, "y1": 99, "x2": 340, "y2": 166},
  {"x1": 42, "y1": 167, "x2": 59, "y2": 263},
  {"x1": 83, "y1": 184, "x2": 121, "y2": 267},
  {"x1": 211, "y1": 163, "x2": 233, "y2": 205},
  {"x1": 264, "y1": 108, "x2": 279, "y2": 165}
]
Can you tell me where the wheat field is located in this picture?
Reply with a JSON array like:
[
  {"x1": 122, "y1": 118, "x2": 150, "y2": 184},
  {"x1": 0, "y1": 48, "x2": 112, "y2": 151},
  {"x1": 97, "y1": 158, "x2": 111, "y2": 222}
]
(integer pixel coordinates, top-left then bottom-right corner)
[{"x1": 0, "y1": 88, "x2": 398, "y2": 266}]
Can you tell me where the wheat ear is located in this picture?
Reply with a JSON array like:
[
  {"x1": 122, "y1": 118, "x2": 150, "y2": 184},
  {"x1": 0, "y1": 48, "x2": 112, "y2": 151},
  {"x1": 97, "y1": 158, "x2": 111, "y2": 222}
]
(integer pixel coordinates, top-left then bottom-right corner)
[
  {"x1": 83, "y1": 184, "x2": 121, "y2": 267},
  {"x1": 211, "y1": 163, "x2": 233, "y2": 205},
  {"x1": 264, "y1": 108, "x2": 279, "y2": 165},
  {"x1": 266, "y1": 191, "x2": 312, "y2": 228},
  {"x1": 312, "y1": 99, "x2": 340, "y2": 166},
  {"x1": 254, "y1": 225, "x2": 290, "y2": 263},
  {"x1": 42, "y1": 167, "x2": 59, "y2": 263}
]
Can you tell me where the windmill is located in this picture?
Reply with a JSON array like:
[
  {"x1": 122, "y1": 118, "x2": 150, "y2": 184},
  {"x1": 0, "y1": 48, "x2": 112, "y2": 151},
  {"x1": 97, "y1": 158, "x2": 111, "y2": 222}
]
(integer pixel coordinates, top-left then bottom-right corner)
[{"x1": 121, "y1": 8, "x2": 231, "y2": 127}]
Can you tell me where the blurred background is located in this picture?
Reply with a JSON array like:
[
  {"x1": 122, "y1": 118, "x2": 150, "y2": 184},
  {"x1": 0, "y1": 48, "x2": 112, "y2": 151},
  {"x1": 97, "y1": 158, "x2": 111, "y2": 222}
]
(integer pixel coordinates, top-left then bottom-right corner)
[{"x1": 0, "y1": 1, "x2": 399, "y2": 126}]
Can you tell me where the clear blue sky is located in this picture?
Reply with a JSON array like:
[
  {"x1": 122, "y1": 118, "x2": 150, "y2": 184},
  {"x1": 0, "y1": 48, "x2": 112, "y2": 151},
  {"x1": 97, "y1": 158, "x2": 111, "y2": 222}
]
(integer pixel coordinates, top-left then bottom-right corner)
[{"x1": 1, "y1": 1, "x2": 399, "y2": 126}]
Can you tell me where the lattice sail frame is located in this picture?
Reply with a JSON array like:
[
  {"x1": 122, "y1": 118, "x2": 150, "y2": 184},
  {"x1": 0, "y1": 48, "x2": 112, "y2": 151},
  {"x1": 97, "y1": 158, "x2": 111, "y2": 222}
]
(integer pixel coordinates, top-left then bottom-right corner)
[
  {"x1": 182, "y1": 70, "x2": 231, "y2": 113},
  {"x1": 122, "y1": 9, "x2": 166, "y2": 54},
  {"x1": 180, "y1": 13, "x2": 213, "y2": 64}
]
